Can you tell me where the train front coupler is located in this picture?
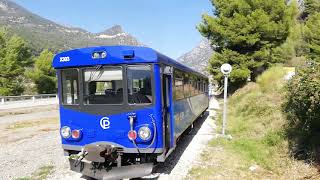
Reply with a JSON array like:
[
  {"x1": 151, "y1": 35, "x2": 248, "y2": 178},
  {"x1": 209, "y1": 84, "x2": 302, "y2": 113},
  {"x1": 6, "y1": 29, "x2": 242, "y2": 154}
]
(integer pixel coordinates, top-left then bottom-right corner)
[{"x1": 69, "y1": 143, "x2": 153, "y2": 180}]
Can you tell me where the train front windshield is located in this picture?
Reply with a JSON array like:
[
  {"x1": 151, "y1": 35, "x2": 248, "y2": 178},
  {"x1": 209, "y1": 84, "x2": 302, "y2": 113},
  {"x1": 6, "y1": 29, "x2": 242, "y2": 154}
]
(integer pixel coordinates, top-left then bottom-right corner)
[
  {"x1": 84, "y1": 66, "x2": 124, "y2": 104},
  {"x1": 60, "y1": 65, "x2": 153, "y2": 105}
]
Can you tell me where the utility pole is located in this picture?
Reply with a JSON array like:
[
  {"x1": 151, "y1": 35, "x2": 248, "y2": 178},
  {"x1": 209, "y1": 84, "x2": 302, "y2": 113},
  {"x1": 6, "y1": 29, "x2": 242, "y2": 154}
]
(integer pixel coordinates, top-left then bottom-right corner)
[{"x1": 220, "y1": 63, "x2": 232, "y2": 135}]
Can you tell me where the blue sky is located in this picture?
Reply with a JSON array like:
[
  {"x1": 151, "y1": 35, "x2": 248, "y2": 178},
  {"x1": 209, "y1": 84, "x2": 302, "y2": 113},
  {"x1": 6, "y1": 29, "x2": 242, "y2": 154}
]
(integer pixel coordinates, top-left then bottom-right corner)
[{"x1": 12, "y1": 0, "x2": 212, "y2": 58}]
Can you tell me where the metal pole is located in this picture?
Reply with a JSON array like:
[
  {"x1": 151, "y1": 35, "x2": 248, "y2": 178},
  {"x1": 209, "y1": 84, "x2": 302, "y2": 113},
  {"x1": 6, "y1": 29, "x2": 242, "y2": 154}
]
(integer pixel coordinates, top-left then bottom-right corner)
[
  {"x1": 222, "y1": 75, "x2": 228, "y2": 135},
  {"x1": 1, "y1": 97, "x2": 4, "y2": 105}
]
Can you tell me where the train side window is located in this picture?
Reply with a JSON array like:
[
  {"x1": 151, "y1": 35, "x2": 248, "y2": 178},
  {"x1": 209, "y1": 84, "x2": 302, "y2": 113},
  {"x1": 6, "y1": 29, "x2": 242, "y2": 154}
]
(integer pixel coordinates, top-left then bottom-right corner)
[
  {"x1": 193, "y1": 81, "x2": 199, "y2": 95},
  {"x1": 183, "y1": 78, "x2": 191, "y2": 98},
  {"x1": 195, "y1": 81, "x2": 198, "y2": 95},
  {"x1": 204, "y1": 82, "x2": 208, "y2": 92},
  {"x1": 190, "y1": 80, "x2": 195, "y2": 96},
  {"x1": 61, "y1": 69, "x2": 79, "y2": 105},
  {"x1": 173, "y1": 69, "x2": 184, "y2": 100},
  {"x1": 127, "y1": 65, "x2": 153, "y2": 104},
  {"x1": 174, "y1": 78, "x2": 184, "y2": 100},
  {"x1": 201, "y1": 81, "x2": 204, "y2": 93}
]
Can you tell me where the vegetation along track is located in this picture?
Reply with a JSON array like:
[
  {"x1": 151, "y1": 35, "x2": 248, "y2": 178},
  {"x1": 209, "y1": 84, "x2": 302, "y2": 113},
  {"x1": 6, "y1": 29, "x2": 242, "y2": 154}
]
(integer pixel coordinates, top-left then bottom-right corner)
[{"x1": 188, "y1": 67, "x2": 320, "y2": 180}]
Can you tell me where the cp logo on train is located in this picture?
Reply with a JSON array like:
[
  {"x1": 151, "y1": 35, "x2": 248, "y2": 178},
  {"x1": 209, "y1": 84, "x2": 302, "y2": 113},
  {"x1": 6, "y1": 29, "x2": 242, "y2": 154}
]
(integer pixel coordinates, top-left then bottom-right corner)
[{"x1": 100, "y1": 117, "x2": 110, "y2": 129}]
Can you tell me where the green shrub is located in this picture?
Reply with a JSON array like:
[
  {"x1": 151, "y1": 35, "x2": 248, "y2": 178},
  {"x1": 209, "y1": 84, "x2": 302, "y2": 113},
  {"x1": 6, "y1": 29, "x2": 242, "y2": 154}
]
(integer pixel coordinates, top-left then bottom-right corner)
[
  {"x1": 283, "y1": 65, "x2": 320, "y2": 134},
  {"x1": 256, "y1": 66, "x2": 286, "y2": 93},
  {"x1": 282, "y1": 64, "x2": 320, "y2": 159}
]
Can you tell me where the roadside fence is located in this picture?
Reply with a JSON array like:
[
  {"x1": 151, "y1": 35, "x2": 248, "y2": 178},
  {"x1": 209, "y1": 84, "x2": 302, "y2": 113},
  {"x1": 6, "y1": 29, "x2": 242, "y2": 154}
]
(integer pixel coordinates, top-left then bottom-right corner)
[{"x1": 0, "y1": 94, "x2": 58, "y2": 105}]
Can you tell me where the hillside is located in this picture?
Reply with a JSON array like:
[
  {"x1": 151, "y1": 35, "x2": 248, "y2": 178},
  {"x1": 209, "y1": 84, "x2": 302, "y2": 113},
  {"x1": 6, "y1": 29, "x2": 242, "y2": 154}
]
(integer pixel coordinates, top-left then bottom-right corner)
[
  {"x1": 177, "y1": 39, "x2": 213, "y2": 74},
  {"x1": 188, "y1": 66, "x2": 319, "y2": 179},
  {"x1": 0, "y1": 0, "x2": 142, "y2": 54}
]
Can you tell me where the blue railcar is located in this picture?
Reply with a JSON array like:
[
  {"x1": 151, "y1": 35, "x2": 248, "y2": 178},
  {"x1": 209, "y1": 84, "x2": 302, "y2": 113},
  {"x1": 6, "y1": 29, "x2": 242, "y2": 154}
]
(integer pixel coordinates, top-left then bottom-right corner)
[{"x1": 52, "y1": 46, "x2": 209, "y2": 179}]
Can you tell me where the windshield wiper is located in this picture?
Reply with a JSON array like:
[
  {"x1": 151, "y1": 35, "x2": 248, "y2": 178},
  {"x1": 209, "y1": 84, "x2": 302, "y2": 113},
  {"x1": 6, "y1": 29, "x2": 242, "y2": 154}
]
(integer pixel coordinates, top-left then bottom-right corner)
[{"x1": 87, "y1": 65, "x2": 103, "y2": 83}]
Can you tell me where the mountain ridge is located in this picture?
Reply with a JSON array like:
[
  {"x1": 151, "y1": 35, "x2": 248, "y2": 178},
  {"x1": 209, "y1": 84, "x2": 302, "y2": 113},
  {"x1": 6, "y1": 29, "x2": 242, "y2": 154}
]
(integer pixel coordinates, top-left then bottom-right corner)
[
  {"x1": 1, "y1": 0, "x2": 212, "y2": 73},
  {"x1": 0, "y1": 0, "x2": 142, "y2": 54},
  {"x1": 177, "y1": 39, "x2": 213, "y2": 74}
]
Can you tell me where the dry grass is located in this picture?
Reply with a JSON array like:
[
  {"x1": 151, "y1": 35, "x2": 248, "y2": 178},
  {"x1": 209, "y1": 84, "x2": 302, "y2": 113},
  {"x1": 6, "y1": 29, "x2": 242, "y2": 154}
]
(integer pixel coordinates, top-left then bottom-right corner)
[
  {"x1": 188, "y1": 145, "x2": 319, "y2": 180},
  {"x1": 0, "y1": 105, "x2": 58, "y2": 117},
  {"x1": 6, "y1": 117, "x2": 58, "y2": 130},
  {"x1": 15, "y1": 165, "x2": 55, "y2": 180},
  {"x1": 0, "y1": 117, "x2": 59, "y2": 143}
]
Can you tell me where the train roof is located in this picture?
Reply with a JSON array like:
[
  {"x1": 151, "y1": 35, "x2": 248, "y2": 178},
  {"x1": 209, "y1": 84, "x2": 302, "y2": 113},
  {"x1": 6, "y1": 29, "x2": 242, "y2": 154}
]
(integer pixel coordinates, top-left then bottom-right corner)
[{"x1": 52, "y1": 46, "x2": 207, "y2": 78}]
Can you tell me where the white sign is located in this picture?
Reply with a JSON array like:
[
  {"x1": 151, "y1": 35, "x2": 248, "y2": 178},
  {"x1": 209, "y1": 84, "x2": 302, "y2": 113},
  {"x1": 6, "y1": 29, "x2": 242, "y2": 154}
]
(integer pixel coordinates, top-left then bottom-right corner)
[
  {"x1": 100, "y1": 117, "x2": 110, "y2": 129},
  {"x1": 220, "y1": 63, "x2": 232, "y2": 75}
]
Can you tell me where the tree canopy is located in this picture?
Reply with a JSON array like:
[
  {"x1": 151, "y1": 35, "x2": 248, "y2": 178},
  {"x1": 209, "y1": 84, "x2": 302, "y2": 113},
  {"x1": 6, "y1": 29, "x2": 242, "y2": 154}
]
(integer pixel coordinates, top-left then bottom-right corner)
[
  {"x1": 28, "y1": 49, "x2": 56, "y2": 94},
  {"x1": 304, "y1": 12, "x2": 320, "y2": 62},
  {"x1": 303, "y1": 0, "x2": 320, "y2": 18},
  {"x1": 0, "y1": 30, "x2": 31, "y2": 96},
  {"x1": 198, "y1": 0, "x2": 297, "y2": 89}
]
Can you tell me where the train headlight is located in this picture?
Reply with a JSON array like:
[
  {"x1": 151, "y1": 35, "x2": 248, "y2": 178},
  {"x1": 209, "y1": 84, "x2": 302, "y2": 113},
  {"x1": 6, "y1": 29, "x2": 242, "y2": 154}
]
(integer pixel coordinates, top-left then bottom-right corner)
[
  {"x1": 60, "y1": 126, "x2": 71, "y2": 138},
  {"x1": 92, "y1": 52, "x2": 100, "y2": 59},
  {"x1": 101, "y1": 51, "x2": 107, "y2": 58},
  {"x1": 138, "y1": 126, "x2": 151, "y2": 141}
]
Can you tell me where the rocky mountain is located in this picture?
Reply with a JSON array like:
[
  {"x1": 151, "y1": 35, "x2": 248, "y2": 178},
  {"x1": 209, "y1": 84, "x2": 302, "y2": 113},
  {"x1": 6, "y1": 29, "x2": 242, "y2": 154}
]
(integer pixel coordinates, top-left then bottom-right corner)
[
  {"x1": 0, "y1": 0, "x2": 213, "y2": 73},
  {"x1": 177, "y1": 39, "x2": 213, "y2": 74},
  {"x1": 0, "y1": 0, "x2": 142, "y2": 54}
]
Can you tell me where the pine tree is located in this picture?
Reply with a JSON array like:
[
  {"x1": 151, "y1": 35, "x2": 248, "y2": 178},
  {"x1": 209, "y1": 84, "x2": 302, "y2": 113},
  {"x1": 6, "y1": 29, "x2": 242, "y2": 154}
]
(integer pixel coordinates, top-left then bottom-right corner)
[
  {"x1": 0, "y1": 30, "x2": 31, "y2": 95},
  {"x1": 303, "y1": 0, "x2": 320, "y2": 18},
  {"x1": 198, "y1": 0, "x2": 297, "y2": 90},
  {"x1": 304, "y1": 13, "x2": 320, "y2": 62},
  {"x1": 28, "y1": 49, "x2": 56, "y2": 94}
]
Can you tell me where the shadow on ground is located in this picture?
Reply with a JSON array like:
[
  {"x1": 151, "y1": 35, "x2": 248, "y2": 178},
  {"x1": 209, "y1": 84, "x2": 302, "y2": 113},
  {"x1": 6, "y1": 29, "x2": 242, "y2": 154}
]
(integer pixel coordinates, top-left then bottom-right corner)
[
  {"x1": 79, "y1": 111, "x2": 211, "y2": 180},
  {"x1": 138, "y1": 111, "x2": 210, "y2": 179}
]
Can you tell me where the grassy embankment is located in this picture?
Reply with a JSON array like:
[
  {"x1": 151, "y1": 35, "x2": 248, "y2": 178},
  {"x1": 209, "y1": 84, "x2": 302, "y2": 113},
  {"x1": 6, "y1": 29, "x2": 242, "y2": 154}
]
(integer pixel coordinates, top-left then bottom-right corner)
[{"x1": 188, "y1": 66, "x2": 319, "y2": 179}]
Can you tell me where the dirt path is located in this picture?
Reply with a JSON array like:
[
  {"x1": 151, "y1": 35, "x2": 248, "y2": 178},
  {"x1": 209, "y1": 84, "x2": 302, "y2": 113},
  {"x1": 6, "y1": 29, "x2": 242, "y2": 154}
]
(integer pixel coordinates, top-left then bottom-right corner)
[{"x1": 0, "y1": 109, "x2": 61, "y2": 179}]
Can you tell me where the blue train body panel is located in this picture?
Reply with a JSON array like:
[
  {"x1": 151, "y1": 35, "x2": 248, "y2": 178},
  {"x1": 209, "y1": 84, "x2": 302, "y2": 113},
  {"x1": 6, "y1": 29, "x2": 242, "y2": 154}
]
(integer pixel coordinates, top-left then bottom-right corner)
[
  {"x1": 59, "y1": 106, "x2": 163, "y2": 150},
  {"x1": 173, "y1": 94, "x2": 209, "y2": 139}
]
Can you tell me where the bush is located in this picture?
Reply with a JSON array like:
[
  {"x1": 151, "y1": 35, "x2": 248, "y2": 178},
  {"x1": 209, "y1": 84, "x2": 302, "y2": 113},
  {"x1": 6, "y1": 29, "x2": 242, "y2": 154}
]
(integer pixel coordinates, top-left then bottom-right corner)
[
  {"x1": 283, "y1": 65, "x2": 320, "y2": 132},
  {"x1": 282, "y1": 64, "x2": 320, "y2": 159}
]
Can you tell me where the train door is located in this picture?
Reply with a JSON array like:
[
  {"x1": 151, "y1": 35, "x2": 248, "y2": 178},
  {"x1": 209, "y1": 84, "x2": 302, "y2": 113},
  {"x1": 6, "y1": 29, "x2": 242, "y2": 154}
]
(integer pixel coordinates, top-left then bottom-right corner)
[{"x1": 162, "y1": 73, "x2": 172, "y2": 153}]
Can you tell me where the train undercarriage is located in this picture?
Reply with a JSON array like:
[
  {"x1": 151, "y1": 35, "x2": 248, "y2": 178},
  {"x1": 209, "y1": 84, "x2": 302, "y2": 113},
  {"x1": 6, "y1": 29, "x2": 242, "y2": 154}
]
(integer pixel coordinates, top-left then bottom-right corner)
[{"x1": 68, "y1": 144, "x2": 157, "y2": 180}]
